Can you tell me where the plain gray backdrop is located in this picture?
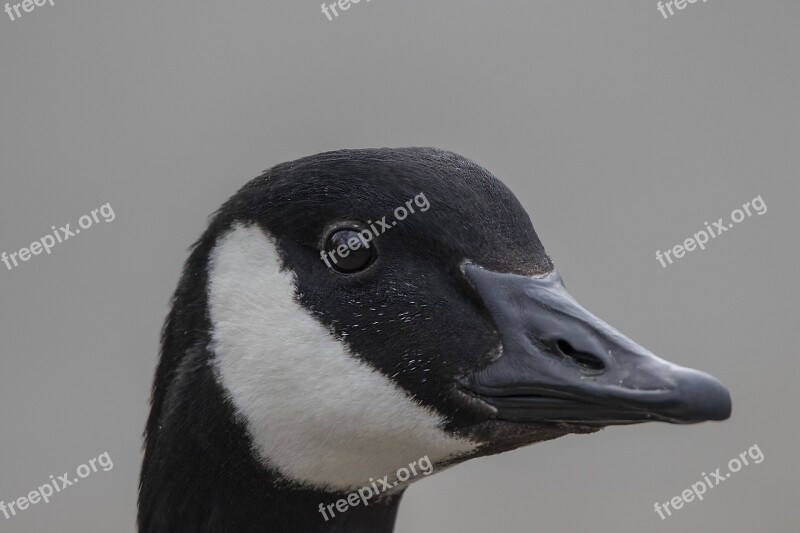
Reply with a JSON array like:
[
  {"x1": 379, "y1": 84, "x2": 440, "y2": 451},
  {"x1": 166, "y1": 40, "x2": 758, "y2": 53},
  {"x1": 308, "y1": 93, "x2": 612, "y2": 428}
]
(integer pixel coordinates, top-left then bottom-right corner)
[{"x1": 1, "y1": 1, "x2": 797, "y2": 531}]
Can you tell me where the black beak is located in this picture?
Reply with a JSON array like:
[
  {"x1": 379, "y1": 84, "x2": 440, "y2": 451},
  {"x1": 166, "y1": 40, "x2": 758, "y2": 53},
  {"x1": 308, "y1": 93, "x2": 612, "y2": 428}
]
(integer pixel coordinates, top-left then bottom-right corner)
[{"x1": 460, "y1": 265, "x2": 732, "y2": 425}]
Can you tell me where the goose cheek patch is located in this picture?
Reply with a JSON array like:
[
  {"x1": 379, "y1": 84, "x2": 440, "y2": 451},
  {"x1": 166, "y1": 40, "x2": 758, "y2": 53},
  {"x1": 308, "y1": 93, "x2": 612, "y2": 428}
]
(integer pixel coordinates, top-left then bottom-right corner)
[{"x1": 207, "y1": 223, "x2": 476, "y2": 490}]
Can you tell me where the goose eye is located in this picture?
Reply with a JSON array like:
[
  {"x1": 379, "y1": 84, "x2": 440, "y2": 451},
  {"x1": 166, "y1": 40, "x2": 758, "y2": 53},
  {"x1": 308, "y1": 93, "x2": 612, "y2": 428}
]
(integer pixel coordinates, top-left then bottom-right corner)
[{"x1": 323, "y1": 228, "x2": 375, "y2": 273}]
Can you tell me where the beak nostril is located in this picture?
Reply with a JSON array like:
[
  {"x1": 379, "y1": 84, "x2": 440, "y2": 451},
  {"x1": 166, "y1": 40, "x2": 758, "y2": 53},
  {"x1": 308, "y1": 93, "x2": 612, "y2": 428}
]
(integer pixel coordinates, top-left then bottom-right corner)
[{"x1": 555, "y1": 339, "x2": 606, "y2": 371}]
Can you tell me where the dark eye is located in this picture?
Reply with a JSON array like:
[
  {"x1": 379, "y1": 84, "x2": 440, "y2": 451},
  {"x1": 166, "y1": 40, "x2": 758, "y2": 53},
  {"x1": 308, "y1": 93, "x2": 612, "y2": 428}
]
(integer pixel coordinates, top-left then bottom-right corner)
[{"x1": 322, "y1": 228, "x2": 376, "y2": 273}]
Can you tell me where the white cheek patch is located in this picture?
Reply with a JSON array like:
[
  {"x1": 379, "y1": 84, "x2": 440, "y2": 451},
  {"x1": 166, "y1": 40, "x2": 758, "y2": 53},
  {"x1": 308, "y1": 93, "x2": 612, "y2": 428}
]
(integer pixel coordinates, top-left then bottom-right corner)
[{"x1": 207, "y1": 223, "x2": 476, "y2": 491}]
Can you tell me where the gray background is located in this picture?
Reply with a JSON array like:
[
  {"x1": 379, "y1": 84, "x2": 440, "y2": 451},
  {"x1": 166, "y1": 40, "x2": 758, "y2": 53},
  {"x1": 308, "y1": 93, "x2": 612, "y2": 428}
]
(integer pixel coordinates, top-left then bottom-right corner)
[{"x1": 1, "y1": 1, "x2": 797, "y2": 531}]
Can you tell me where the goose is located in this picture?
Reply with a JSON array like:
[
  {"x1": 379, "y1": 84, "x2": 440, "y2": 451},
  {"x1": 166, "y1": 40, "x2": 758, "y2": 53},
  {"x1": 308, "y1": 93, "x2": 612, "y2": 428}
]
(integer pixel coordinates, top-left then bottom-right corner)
[{"x1": 138, "y1": 147, "x2": 731, "y2": 533}]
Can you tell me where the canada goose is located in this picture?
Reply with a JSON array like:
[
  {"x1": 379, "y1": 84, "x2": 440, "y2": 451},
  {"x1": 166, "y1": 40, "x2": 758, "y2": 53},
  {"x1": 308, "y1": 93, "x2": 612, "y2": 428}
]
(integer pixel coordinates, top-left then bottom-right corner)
[{"x1": 138, "y1": 147, "x2": 731, "y2": 533}]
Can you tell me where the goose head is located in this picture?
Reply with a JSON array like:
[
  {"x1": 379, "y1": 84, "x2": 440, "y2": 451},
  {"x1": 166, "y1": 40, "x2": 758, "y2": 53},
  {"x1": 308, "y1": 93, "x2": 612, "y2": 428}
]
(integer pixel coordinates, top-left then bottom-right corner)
[{"x1": 139, "y1": 147, "x2": 731, "y2": 533}]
